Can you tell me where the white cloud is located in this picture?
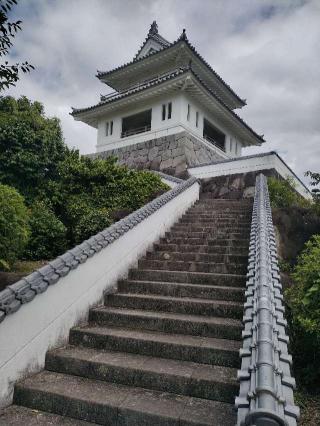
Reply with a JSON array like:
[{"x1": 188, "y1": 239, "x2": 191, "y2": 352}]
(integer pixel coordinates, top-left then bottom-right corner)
[{"x1": 7, "y1": 0, "x2": 320, "y2": 183}]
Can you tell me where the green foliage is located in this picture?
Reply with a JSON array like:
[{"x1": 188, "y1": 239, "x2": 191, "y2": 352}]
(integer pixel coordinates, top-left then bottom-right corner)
[
  {"x1": 55, "y1": 154, "x2": 168, "y2": 245},
  {"x1": 0, "y1": 96, "x2": 69, "y2": 203},
  {"x1": 268, "y1": 176, "x2": 311, "y2": 209},
  {"x1": 24, "y1": 201, "x2": 67, "y2": 260},
  {"x1": 285, "y1": 235, "x2": 320, "y2": 389},
  {"x1": 0, "y1": 183, "x2": 29, "y2": 269},
  {"x1": 74, "y1": 208, "x2": 112, "y2": 244},
  {"x1": 305, "y1": 170, "x2": 320, "y2": 215},
  {"x1": 0, "y1": 95, "x2": 169, "y2": 260},
  {"x1": 0, "y1": 0, "x2": 34, "y2": 91}
]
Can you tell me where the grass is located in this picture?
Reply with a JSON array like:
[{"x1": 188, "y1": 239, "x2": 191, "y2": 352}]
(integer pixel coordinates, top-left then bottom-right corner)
[
  {"x1": 295, "y1": 391, "x2": 320, "y2": 425},
  {"x1": 12, "y1": 260, "x2": 48, "y2": 274}
]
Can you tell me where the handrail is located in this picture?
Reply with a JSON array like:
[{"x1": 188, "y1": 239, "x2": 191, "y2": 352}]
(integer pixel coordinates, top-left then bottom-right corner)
[
  {"x1": 121, "y1": 124, "x2": 151, "y2": 138},
  {"x1": 235, "y1": 174, "x2": 299, "y2": 426},
  {"x1": 203, "y1": 134, "x2": 225, "y2": 152}
]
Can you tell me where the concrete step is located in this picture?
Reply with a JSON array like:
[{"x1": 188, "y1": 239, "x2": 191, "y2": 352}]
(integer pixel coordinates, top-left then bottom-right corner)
[
  {"x1": 90, "y1": 306, "x2": 242, "y2": 340},
  {"x1": 0, "y1": 405, "x2": 95, "y2": 425},
  {"x1": 106, "y1": 293, "x2": 243, "y2": 319},
  {"x1": 138, "y1": 259, "x2": 247, "y2": 275},
  {"x1": 118, "y1": 279, "x2": 245, "y2": 302},
  {"x1": 69, "y1": 326, "x2": 241, "y2": 368},
  {"x1": 147, "y1": 251, "x2": 248, "y2": 265},
  {"x1": 129, "y1": 269, "x2": 246, "y2": 287},
  {"x1": 165, "y1": 231, "x2": 249, "y2": 239},
  {"x1": 160, "y1": 236, "x2": 249, "y2": 247},
  {"x1": 46, "y1": 346, "x2": 238, "y2": 403},
  {"x1": 172, "y1": 224, "x2": 250, "y2": 232},
  {"x1": 153, "y1": 243, "x2": 249, "y2": 255},
  {"x1": 14, "y1": 371, "x2": 236, "y2": 425}
]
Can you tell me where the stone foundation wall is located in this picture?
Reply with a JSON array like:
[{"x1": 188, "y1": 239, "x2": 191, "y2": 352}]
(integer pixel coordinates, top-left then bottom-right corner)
[
  {"x1": 88, "y1": 132, "x2": 224, "y2": 178},
  {"x1": 200, "y1": 169, "x2": 280, "y2": 199}
]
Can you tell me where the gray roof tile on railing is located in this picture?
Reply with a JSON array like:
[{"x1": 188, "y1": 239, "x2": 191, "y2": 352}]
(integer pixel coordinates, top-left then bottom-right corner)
[
  {"x1": 235, "y1": 173, "x2": 299, "y2": 426},
  {"x1": 0, "y1": 176, "x2": 199, "y2": 324}
]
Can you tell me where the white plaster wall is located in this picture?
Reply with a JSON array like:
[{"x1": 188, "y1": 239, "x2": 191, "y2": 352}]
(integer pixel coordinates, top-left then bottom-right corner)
[
  {"x1": 188, "y1": 153, "x2": 311, "y2": 199},
  {"x1": 96, "y1": 95, "x2": 179, "y2": 150},
  {"x1": 95, "y1": 92, "x2": 243, "y2": 157},
  {"x1": 0, "y1": 181, "x2": 200, "y2": 409},
  {"x1": 178, "y1": 93, "x2": 242, "y2": 157}
]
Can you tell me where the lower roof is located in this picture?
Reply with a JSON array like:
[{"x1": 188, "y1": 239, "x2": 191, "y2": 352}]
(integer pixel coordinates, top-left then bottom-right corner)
[{"x1": 71, "y1": 67, "x2": 264, "y2": 147}]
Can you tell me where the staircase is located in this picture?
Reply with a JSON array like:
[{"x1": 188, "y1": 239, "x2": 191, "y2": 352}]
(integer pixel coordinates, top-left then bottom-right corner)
[{"x1": 1, "y1": 197, "x2": 253, "y2": 426}]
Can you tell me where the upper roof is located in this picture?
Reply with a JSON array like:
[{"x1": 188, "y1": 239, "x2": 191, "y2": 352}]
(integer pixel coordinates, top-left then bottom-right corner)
[
  {"x1": 96, "y1": 22, "x2": 246, "y2": 110},
  {"x1": 134, "y1": 21, "x2": 171, "y2": 60}
]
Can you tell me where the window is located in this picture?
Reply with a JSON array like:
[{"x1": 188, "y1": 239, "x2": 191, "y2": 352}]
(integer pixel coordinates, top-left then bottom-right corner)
[
  {"x1": 121, "y1": 109, "x2": 152, "y2": 138},
  {"x1": 162, "y1": 104, "x2": 166, "y2": 121},
  {"x1": 162, "y1": 102, "x2": 172, "y2": 120},
  {"x1": 196, "y1": 111, "x2": 199, "y2": 127},
  {"x1": 105, "y1": 122, "x2": 109, "y2": 136},
  {"x1": 168, "y1": 102, "x2": 172, "y2": 119},
  {"x1": 110, "y1": 121, "x2": 113, "y2": 135},
  {"x1": 187, "y1": 104, "x2": 190, "y2": 121},
  {"x1": 203, "y1": 118, "x2": 226, "y2": 152}
]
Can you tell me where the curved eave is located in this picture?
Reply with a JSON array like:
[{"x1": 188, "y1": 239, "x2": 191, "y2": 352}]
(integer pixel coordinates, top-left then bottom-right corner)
[
  {"x1": 97, "y1": 40, "x2": 246, "y2": 109},
  {"x1": 72, "y1": 70, "x2": 263, "y2": 146},
  {"x1": 71, "y1": 72, "x2": 189, "y2": 128}
]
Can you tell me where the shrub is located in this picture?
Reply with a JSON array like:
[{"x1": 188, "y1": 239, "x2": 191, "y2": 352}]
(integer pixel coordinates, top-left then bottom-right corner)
[
  {"x1": 268, "y1": 176, "x2": 310, "y2": 209},
  {"x1": 285, "y1": 235, "x2": 320, "y2": 390},
  {"x1": 0, "y1": 184, "x2": 29, "y2": 269},
  {"x1": 73, "y1": 207, "x2": 112, "y2": 244},
  {"x1": 24, "y1": 201, "x2": 67, "y2": 260}
]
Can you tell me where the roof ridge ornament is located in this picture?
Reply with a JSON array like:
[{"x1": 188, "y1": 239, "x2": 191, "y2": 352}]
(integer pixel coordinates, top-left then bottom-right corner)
[
  {"x1": 178, "y1": 28, "x2": 188, "y2": 41},
  {"x1": 148, "y1": 21, "x2": 158, "y2": 36}
]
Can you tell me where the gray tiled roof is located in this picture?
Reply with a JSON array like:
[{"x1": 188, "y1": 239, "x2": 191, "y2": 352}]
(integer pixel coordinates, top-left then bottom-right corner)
[
  {"x1": 96, "y1": 30, "x2": 245, "y2": 107},
  {"x1": 72, "y1": 65, "x2": 264, "y2": 144},
  {"x1": 235, "y1": 173, "x2": 299, "y2": 425}
]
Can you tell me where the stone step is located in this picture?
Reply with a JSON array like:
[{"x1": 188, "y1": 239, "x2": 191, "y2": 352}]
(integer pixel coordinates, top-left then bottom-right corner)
[
  {"x1": 160, "y1": 236, "x2": 249, "y2": 247},
  {"x1": 153, "y1": 243, "x2": 249, "y2": 255},
  {"x1": 196, "y1": 200, "x2": 252, "y2": 206},
  {"x1": 129, "y1": 269, "x2": 246, "y2": 287},
  {"x1": 90, "y1": 306, "x2": 242, "y2": 340},
  {"x1": 14, "y1": 371, "x2": 236, "y2": 425},
  {"x1": 190, "y1": 206, "x2": 251, "y2": 212},
  {"x1": 147, "y1": 251, "x2": 248, "y2": 265},
  {"x1": 172, "y1": 224, "x2": 250, "y2": 232},
  {"x1": 106, "y1": 293, "x2": 243, "y2": 319},
  {"x1": 180, "y1": 214, "x2": 251, "y2": 221},
  {"x1": 69, "y1": 326, "x2": 241, "y2": 368},
  {"x1": 138, "y1": 259, "x2": 247, "y2": 275},
  {"x1": 165, "y1": 230, "x2": 250, "y2": 240},
  {"x1": 0, "y1": 405, "x2": 95, "y2": 425},
  {"x1": 118, "y1": 279, "x2": 245, "y2": 302},
  {"x1": 46, "y1": 346, "x2": 238, "y2": 404}
]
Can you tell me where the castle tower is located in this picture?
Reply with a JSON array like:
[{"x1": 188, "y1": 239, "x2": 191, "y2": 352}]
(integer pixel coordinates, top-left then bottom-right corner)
[{"x1": 71, "y1": 22, "x2": 264, "y2": 177}]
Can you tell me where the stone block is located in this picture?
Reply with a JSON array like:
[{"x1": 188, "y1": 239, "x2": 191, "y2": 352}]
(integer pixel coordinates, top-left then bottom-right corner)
[
  {"x1": 172, "y1": 147, "x2": 183, "y2": 157},
  {"x1": 148, "y1": 146, "x2": 159, "y2": 161},
  {"x1": 161, "y1": 150, "x2": 172, "y2": 161},
  {"x1": 243, "y1": 186, "x2": 255, "y2": 198},
  {"x1": 160, "y1": 158, "x2": 173, "y2": 170},
  {"x1": 172, "y1": 155, "x2": 185, "y2": 167}
]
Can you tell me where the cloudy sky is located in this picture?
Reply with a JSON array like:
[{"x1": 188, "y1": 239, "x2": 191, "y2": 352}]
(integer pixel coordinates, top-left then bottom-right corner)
[{"x1": 7, "y1": 0, "x2": 320, "y2": 183}]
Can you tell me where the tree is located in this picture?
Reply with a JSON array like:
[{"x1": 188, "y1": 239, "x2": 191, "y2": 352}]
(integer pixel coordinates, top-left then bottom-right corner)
[
  {"x1": 0, "y1": 0, "x2": 34, "y2": 91},
  {"x1": 0, "y1": 96, "x2": 69, "y2": 202},
  {"x1": 305, "y1": 171, "x2": 320, "y2": 200},
  {"x1": 0, "y1": 183, "x2": 29, "y2": 269}
]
